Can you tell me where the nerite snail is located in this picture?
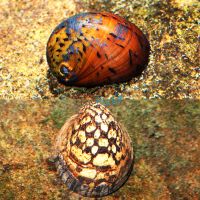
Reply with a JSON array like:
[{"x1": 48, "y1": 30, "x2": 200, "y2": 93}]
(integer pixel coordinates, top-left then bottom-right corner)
[{"x1": 46, "y1": 12, "x2": 150, "y2": 87}]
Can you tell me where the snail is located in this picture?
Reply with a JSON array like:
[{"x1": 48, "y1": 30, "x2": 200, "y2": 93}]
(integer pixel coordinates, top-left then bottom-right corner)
[
  {"x1": 54, "y1": 102, "x2": 134, "y2": 197},
  {"x1": 46, "y1": 12, "x2": 150, "y2": 87}
]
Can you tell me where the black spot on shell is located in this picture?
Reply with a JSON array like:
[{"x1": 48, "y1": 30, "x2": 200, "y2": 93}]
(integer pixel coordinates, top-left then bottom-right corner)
[
  {"x1": 85, "y1": 147, "x2": 91, "y2": 153},
  {"x1": 78, "y1": 50, "x2": 83, "y2": 57},
  {"x1": 116, "y1": 145, "x2": 120, "y2": 152},
  {"x1": 85, "y1": 131, "x2": 93, "y2": 138},
  {"x1": 133, "y1": 52, "x2": 138, "y2": 58},
  {"x1": 56, "y1": 37, "x2": 59, "y2": 42},
  {"x1": 59, "y1": 43, "x2": 65, "y2": 47},
  {"x1": 82, "y1": 43, "x2": 86, "y2": 53},
  {"x1": 112, "y1": 16, "x2": 118, "y2": 20},
  {"x1": 115, "y1": 159, "x2": 120, "y2": 165},
  {"x1": 96, "y1": 166, "x2": 111, "y2": 172},
  {"x1": 135, "y1": 32, "x2": 144, "y2": 49},
  {"x1": 64, "y1": 38, "x2": 68, "y2": 41},
  {"x1": 75, "y1": 138, "x2": 81, "y2": 146},
  {"x1": 56, "y1": 49, "x2": 62, "y2": 52},
  {"x1": 129, "y1": 49, "x2": 133, "y2": 65},
  {"x1": 105, "y1": 54, "x2": 108, "y2": 60},
  {"x1": 66, "y1": 33, "x2": 71, "y2": 38},
  {"x1": 121, "y1": 154, "x2": 126, "y2": 160},
  {"x1": 108, "y1": 67, "x2": 117, "y2": 74},
  {"x1": 97, "y1": 52, "x2": 101, "y2": 58},
  {"x1": 115, "y1": 43, "x2": 124, "y2": 48},
  {"x1": 93, "y1": 139, "x2": 99, "y2": 146},
  {"x1": 108, "y1": 175, "x2": 116, "y2": 182},
  {"x1": 97, "y1": 147, "x2": 108, "y2": 154},
  {"x1": 108, "y1": 138, "x2": 117, "y2": 145},
  {"x1": 102, "y1": 130, "x2": 110, "y2": 137},
  {"x1": 109, "y1": 33, "x2": 124, "y2": 40},
  {"x1": 101, "y1": 13, "x2": 109, "y2": 17},
  {"x1": 76, "y1": 166, "x2": 82, "y2": 173},
  {"x1": 109, "y1": 33, "x2": 117, "y2": 38}
]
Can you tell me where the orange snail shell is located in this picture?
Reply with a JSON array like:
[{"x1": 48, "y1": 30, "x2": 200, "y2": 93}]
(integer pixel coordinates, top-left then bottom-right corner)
[
  {"x1": 54, "y1": 102, "x2": 134, "y2": 197},
  {"x1": 46, "y1": 12, "x2": 150, "y2": 87}
]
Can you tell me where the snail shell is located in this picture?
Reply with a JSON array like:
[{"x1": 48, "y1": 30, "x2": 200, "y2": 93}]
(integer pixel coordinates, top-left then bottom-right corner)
[
  {"x1": 54, "y1": 102, "x2": 134, "y2": 197},
  {"x1": 47, "y1": 12, "x2": 150, "y2": 87}
]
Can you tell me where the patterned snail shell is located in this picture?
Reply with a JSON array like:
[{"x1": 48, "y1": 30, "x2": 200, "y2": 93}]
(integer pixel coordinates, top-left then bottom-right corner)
[
  {"x1": 46, "y1": 12, "x2": 150, "y2": 87},
  {"x1": 54, "y1": 102, "x2": 134, "y2": 197}
]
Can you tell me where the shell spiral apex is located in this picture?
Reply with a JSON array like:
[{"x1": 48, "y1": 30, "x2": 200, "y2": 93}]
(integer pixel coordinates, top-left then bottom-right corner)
[
  {"x1": 54, "y1": 102, "x2": 134, "y2": 197},
  {"x1": 47, "y1": 12, "x2": 150, "y2": 87}
]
